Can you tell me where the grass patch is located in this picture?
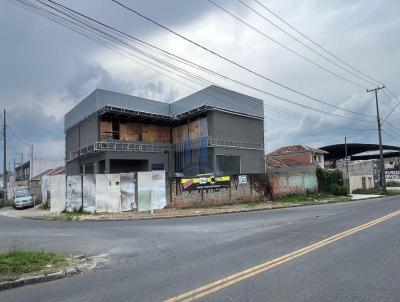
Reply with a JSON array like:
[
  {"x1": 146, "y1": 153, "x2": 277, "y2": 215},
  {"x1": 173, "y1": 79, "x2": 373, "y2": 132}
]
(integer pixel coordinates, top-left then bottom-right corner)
[
  {"x1": 386, "y1": 190, "x2": 400, "y2": 196},
  {"x1": 0, "y1": 249, "x2": 68, "y2": 282},
  {"x1": 274, "y1": 193, "x2": 339, "y2": 204},
  {"x1": 0, "y1": 199, "x2": 14, "y2": 208},
  {"x1": 352, "y1": 188, "x2": 385, "y2": 195},
  {"x1": 242, "y1": 201, "x2": 258, "y2": 208}
]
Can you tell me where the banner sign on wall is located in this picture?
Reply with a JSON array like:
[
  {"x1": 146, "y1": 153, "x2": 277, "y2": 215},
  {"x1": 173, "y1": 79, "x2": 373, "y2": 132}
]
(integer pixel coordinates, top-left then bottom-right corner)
[
  {"x1": 385, "y1": 170, "x2": 400, "y2": 183},
  {"x1": 181, "y1": 176, "x2": 230, "y2": 191}
]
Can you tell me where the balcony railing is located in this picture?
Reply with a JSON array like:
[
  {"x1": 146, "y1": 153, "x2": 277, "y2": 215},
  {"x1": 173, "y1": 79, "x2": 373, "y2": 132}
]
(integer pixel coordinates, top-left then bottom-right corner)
[{"x1": 67, "y1": 138, "x2": 264, "y2": 161}]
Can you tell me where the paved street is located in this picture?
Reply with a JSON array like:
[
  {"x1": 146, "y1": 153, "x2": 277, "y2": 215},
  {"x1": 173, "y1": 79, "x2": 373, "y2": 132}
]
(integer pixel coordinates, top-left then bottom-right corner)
[{"x1": 0, "y1": 196, "x2": 400, "y2": 301}]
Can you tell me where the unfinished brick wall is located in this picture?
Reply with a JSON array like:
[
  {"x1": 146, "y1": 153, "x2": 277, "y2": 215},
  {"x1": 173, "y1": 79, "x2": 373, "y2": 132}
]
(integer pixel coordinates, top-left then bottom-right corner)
[
  {"x1": 266, "y1": 165, "x2": 318, "y2": 199},
  {"x1": 170, "y1": 175, "x2": 266, "y2": 208},
  {"x1": 169, "y1": 167, "x2": 318, "y2": 208}
]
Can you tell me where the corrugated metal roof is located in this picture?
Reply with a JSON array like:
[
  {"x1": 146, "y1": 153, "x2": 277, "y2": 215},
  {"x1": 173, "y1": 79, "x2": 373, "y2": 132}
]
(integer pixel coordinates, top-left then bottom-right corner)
[{"x1": 65, "y1": 86, "x2": 264, "y2": 130}]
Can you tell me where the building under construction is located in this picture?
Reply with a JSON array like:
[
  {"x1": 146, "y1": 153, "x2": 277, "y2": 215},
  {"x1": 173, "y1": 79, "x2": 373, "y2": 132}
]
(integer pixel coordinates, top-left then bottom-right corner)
[{"x1": 65, "y1": 85, "x2": 265, "y2": 177}]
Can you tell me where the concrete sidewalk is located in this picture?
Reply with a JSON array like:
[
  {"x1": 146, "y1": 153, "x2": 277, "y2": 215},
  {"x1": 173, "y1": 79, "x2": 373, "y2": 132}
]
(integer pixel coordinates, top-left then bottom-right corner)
[
  {"x1": 350, "y1": 194, "x2": 385, "y2": 200},
  {"x1": 0, "y1": 196, "x2": 353, "y2": 221}
]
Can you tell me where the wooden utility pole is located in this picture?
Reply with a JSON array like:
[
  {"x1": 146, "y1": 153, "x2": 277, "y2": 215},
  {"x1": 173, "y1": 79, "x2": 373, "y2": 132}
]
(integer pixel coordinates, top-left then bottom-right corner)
[
  {"x1": 367, "y1": 85, "x2": 386, "y2": 193},
  {"x1": 2, "y1": 110, "x2": 6, "y2": 203},
  {"x1": 344, "y1": 137, "x2": 350, "y2": 193}
]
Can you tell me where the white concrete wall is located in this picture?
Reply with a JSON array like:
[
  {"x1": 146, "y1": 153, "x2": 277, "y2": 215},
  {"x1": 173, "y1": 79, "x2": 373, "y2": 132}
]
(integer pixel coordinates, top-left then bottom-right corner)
[{"x1": 350, "y1": 174, "x2": 374, "y2": 192}]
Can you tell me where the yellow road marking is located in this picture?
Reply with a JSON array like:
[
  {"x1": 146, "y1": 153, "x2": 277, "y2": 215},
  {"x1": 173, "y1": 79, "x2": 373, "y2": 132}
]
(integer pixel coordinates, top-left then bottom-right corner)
[{"x1": 165, "y1": 209, "x2": 400, "y2": 302}]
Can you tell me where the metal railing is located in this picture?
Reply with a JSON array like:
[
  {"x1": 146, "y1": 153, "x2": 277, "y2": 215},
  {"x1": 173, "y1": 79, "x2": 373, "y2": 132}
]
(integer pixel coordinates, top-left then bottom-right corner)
[{"x1": 67, "y1": 137, "x2": 264, "y2": 161}]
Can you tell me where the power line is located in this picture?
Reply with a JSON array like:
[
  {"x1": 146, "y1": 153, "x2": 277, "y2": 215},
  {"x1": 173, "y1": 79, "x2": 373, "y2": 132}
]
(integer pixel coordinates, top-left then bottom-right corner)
[
  {"x1": 381, "y1": 88, "x2": 400, "y2": 123},
  {"x1": 385, "y1": 122, "x2": 400, "y2": 133},
  {"x1": 14, "y1": 0, "x2": 376, "y2": 125},
  {"x1": 13, "y1": 0, "x2": 334, "y2": 131},
  {"x1": 382, "y1": 129, "x2": 400, "y2": 141},
  {"x1": 208, "y1": 0, "x2": 371, "y2": 89},
  {"x1": 252, "y1": 0, "x2": 383, "y2": 86},
  {"x1": 111, "y1": 0, "x2": 376, "y2": 119},
  {"x1": 7, "y1": 125, "x2": 31, "y2": 146}
]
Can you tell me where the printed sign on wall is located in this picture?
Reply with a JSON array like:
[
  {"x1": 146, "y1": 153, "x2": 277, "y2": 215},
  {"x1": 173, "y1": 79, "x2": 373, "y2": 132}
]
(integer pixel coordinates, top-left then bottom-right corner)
[
  {"x1": 385, "y1": 170, "x2": 400, "y2": 183},
  {"x1": 181, "y1": 176, "x2": 230, "y2": 191},
  {"x1": 238, "y1": 175, "x2": 248, "y2": 184}
]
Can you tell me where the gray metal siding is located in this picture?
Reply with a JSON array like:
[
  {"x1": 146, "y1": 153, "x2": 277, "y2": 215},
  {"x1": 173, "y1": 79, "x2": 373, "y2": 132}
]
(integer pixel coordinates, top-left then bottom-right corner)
[
  {"x1": 211, "y1": 111, "x2": 264, "y2": 144},
  {"x1": 79, "y1": 114, "x2": 99, "y2": 147},
  {"x1": 214, "y1": 147, "x2": 265, "y2": 174},
  {"x1": 171, "y1": 86, "x2": 264, "y2": 118},
  {"x1": 65, "y1": 90, "x2": 97, "y2": 132},
  {"x1": 65, "y1": 89, "x2": 170, "y2": 130},
  {"x1": 95, "y1": 90, "x2": 170, "y2": 116},
  {"x1": 65, "y1": 86, "x2": 264, "y2": 130},
  {"x1": 66, "y1": 159, "x2": 80, "y2": 176},
  {"x1": 65, "y1": 125, "x2": 80, "y2": 156}
]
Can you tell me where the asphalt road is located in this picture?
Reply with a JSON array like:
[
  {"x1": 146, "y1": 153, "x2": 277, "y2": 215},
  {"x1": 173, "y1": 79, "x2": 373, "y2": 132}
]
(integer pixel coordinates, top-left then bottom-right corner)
[{"x1": 0, "y1": 196, "x2": 399, "y2": 302}]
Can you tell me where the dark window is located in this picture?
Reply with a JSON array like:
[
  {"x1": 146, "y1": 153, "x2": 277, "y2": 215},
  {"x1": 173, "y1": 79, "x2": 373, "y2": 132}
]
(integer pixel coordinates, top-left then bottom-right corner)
[
  {"x1": 152, "y1": 163, "x2": 164, "y2": 170},
  {"x1": 112, "y1": 120, "x2": 120, "y2": 140},
  {"x1": 216, "y1": 155, "x2": 240, "y2": 175}
]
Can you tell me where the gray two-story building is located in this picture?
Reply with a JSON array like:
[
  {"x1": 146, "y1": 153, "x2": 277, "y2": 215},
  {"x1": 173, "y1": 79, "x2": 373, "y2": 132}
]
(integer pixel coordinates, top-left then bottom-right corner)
[{"x1": 65, "y1": 85, "x2": 265, "y2": 177}]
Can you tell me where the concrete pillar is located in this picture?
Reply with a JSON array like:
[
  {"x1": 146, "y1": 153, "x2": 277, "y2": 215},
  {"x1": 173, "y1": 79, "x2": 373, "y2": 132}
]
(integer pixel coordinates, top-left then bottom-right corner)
[
  {"x1": 105, "y1": 159, "x2": 110, "y2": 174},
  {"x1": 93, "y1": 162, "x2": 99, "y2": 174}
]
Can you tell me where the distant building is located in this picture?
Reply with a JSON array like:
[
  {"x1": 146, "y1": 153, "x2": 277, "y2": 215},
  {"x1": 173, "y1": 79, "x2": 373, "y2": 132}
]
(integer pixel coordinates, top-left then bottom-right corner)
[
  {"x1": 266, "y1": 145, "x2": 328, "y2": 169},
  {"x1": 14, "y1": 157, "x2": 64, "y2": 181},
  {"x1": 384, "y1": 157, "x2": 400, "y2": 170},
  {"x1": 65, "y1": 86, "x2": 265, "y2": 177},
  {"x1": 30, "y1": 166, "x2": 65, "y2": 203},
  {"x1": 336, "y1": 159, "x2": 380, "y2": 192}
]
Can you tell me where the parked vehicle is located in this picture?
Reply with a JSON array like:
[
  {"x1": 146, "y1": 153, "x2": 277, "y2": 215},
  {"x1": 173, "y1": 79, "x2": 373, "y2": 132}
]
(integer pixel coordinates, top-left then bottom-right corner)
[{"x1": 13, "y1": 189, "x2": 34, "y2": 209}]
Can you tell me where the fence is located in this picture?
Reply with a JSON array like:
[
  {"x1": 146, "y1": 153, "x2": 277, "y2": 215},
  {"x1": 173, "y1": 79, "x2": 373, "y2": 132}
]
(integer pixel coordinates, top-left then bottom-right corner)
[
  {"x1": 48, "y1": 171, "x2": 167, "y2": 214},
  {"x1": 46, "y1": 167, "x2": 318, "y2": 212},
  {"x1": 171, "y1": 174, "x2": 268, "y2": 208},
  {"x1": 171, "y1": 166, "x2": 318, "y2": 208},
  {"x1": 266, "y1": 165, "x2": 318, "y2": 198}
]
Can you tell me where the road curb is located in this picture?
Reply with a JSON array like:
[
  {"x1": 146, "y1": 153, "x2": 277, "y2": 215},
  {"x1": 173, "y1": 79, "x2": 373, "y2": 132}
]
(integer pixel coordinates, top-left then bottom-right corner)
[
  {"x1": 0, "y1": 268, "x2": 79, "y2": 291},
  {"x1": 12, "y1": 195, "x2": 392, "y2": 222},
  {"x1": 0, "y1": 254, "x2": 103, "y2": 292}
]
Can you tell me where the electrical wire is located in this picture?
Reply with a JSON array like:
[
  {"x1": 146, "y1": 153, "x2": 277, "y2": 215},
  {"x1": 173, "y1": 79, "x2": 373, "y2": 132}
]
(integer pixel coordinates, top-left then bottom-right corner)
[
  {"x1": 111, "y1": 0, "x2": 376, "y2": 119},
  {"x1": 7, "y1": 126, "x2": 31, "y2": 146},
  {"x1": 382, "y1": 89, "x2": 400, "y2": 123},
  {"x1": 252, "y1": 0, "x2": 384, "y2": 86},
  {"x1": 208, "y1": 0, "x2": 370, "y2": 89},
  {"x1": 13, "y1": 0, "x2": 377, "y2": 125}
]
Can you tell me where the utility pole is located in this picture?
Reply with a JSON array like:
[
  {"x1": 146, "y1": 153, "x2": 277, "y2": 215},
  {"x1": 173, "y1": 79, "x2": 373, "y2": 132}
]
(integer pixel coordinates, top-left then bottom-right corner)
[
  {"x1": 367, "y1": 85, "x2": 386, "y2": 193},
  {"x1": 3, "y1": 109, "x2": 6, "y2": 204},
  {"x1": 30, "y1": 145, "x2": 34, "y2": 181},
  {"x1": 344, "y1": 137, "x2": 350, "y2": 193}
]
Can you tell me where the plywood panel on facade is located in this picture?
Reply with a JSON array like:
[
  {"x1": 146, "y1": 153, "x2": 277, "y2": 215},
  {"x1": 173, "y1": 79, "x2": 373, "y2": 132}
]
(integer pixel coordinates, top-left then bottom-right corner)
[
  {"x1": 119, "y1": 122, "x2": 127, "y2": 141},
  {"x1": 125, "y1": 122, "x2": 142, "y2": 141},
  {"x1": 189, "y1": 119, "x2": 201, "y2": 140},
  {"x1": 100, "y1": 120, "x2": 112, "y2": 140},
  {"x1": 141, "y1": 124, "x2": 170, "y2": 143}
]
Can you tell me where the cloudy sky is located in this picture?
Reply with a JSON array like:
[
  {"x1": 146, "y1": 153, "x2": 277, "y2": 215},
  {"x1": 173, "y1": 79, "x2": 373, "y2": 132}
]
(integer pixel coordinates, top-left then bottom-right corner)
[{"x1": 1, "y1": 0, "x2": 399, "y2": 171}]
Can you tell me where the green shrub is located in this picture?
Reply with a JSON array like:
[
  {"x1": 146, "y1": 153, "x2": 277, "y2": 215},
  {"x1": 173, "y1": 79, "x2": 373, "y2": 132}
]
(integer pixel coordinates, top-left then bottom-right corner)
[
  {"x1": 316, "y1": 166, "x2": 345, "y2": 195},
  {"x1": 331, "y1": 185, "x2": 348, "y2": 196}
]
